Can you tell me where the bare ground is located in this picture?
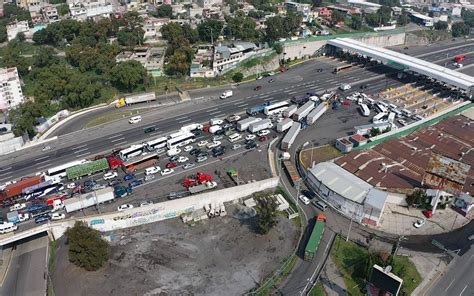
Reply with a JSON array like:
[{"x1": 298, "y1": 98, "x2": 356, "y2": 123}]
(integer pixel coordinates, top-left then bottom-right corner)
[{"x1": 52, "y1": 209, "x2": 299, "y2": 296}]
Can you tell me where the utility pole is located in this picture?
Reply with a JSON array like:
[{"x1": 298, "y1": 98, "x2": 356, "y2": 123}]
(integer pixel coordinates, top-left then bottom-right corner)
[{"x1": 346, "y1": 217, "x2": 353, "y2": 242}]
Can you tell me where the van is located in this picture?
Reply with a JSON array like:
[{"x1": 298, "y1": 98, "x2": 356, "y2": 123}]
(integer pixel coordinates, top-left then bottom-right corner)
[
  {"x1": 379, "y1": 101, "x2": 388, "y2": 108},
  {"x1": 220, "y1": 90, "x2": 233, "y2": 99},
  {"x1": 388, "y1": 103, "x2": 397, "y2": 110},
  {"x1": 228, "y1": 133, "x2": 242, "y2": 143},
  {"x1": 312, "y1": 200, "x2": 328, "y2": 211},
  {"x1": 128, "y1": 116, "x2": 142, "y2": 124},
  {"x1": 365, "y1": 98, "x2": 375, "y2": 106},
  {"x1": 299, "y1": 195, "x2": 310, "y2": 205},
  {"x1": 167, "y1": 148, "x2": 181, "y2": 157},
  {"x1": 0, "y1": 222, "x2": 18, "y2": 234},
  {"x1": 401, "y1": 109, "x2": 412, "y2": 117},
  {"x1": 339, "y1": 84, "x2": 351, "y2": 91}
]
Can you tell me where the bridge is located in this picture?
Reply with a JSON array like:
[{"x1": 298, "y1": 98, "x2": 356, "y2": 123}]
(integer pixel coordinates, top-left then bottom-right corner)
[{"x1": 327, "y1": 38, "x2": 474, "y2": 94}]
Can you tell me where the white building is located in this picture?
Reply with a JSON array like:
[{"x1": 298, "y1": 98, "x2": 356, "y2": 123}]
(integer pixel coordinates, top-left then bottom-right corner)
[
  {"x1": 196, "y1": 0, "x2": 222, "y2": 8},
  {"x1": 213, "y1": 42, "x2": 257, "y2": 75},
  {"x1": 6, "y1": 21, "x2": 30, "y2": 41},
  {"x1": 0, "y1": 67, "x2": 25, "y2": 110},
  {"x1": 67, "y1": 0, "x2": 113, "y2": 20},
  {"x1": 143, "y1": 17, "x2": 170, "y2": 41}
]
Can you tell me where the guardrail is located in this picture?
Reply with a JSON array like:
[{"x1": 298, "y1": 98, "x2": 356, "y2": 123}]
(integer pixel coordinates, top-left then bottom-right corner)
[{"x1": 0, "y1": 224, "x2": 50, "y2": 246}]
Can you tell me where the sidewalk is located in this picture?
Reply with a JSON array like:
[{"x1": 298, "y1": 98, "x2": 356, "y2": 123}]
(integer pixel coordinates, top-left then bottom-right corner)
[{"x1": 320, "y1": 256, "x2": 348, "y2": 296}]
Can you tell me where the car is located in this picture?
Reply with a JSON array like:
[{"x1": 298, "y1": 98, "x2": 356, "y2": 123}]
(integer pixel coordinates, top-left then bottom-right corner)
[
  {"x1": 182, "y1": 163, "x2": 196, "y2": 170},
  {"x1": 197, "y1": 151, "x2": 209, "y2": 158},
  {"x1": 129, "y1": 179, "x2": 144, "y2": 188},
  {"x1": 145, "y1": 166, "x2": 161, "y2": 175},
  {"x1": 316, "y1": 68, "x2": 323, "y2": 72},
  {"x1": 210, "y1": 118, "x2": 224, "y2": 125},
  {"x1": 232, "y1": 144, "x2": 242, "y2": 150},
  {"x1": 189, "y1": 148, "x2": 202, "y2": 156},
  {"x1": 50, "y1": 212, "x2": 66, "y2": 221},
  {"x1": 170, "y1": 155, "x2": 180, "y2": 162},
  {"x1": 128, "y1": 116, "x2": 142, "y2": 124},
  {"x1": 166, "y1": 148, "x2": 181, "y2": 157},
  {"x1": 312, "y1": 200, "x2": 328, "y2": 211},
  {"x1": 213, "y1": 135, "x2": 224, "y2": 141},
  {"x1": 268, "y1": 79, "x2": 275, "y2": 83},
  {"x1": 280, "y1": 66, "x2": 288, "y2": 72},
  {"x1": 108, "y1": 180, "x2": 121, "y2": 187},
  {"x1": 144, "y1": 126, "x2": 156, "y2": 133},
  {"x1": 177, "y1": 156, "x2": 189, "y2": 163},
  {"x1": 42, "y1": 145, "x2": 51, "y2": 152},
  {"x1": 161, "y1": 168, "x2": 174, "y2": 176},
  {"x1": 256, "y1": 76, "x2": 263, "y2": 80},
  {"x1": 299, "y1": 195, "x2": 310, "y2": 205},
  {"x1": 245, "y1": 134, "x2": 257, "y2": 141},
  {"x1": 196, "y1": 155, "x2": 208, "y2": 162},
  {"x1": 35, "y1": 214, "x2": 51, "y2": 224},
  {"x1": 259, "y1": 136, "x2": 268, "y2": 142},
  {"x1": 191, "y1": 129, "x2": 202, "y2": 136},
  {"x1": 92, "y1": 184, "x2": 106, "y2": 190},
  {"x1": 103, "y1": 171, "x2": 118, "y2": 181},
  {"x1": 245, "y1": 142, "x2": 257, "y2": 150},
  {"x1": 166, "y1": 162, "x2": 177, "y2": 169},
  {"x1": 227, "y1": 115, "x2": 241, "y2": 122},
  {"x1": 213, "y1": 150, "x2": 225, "y2": 157},
  {"x1": 212, "y1": 146, "x2": 226, "y2": 154},
  {"x1": 117, "y1": 204, "x2": 134, "y2": 211},
  {"x1": 83, "y1": 180, "x2": 97, "y2": 188},
  {"x1": 245, "y1": 139, "x2": 255, "y2": 145},
  {"x1": 123, "y1": 174, "x2": 135, "y2": 181},
  {"x1": 140, "y1": 201, "x2": 154, "y2": 207},
  {"x1": 413, "y1": 218, "x2": 426, "y2": 228},
  {"x1": 66, "y1": 182, "x2": 76, "y2": 189},
  {"x1": 257, "y1": 129, "x2": 270, "y2": 137},
  {"x1": 207, "y1": 141, "x2": 221, "y2": 149},
  {"x1": 144, "y1": 175, "x2": 155, "y2": 182},
  {"x1": 339, "y1": 84, "x2": 351, "y2": 91},
  {"x1": 214, "y1": 129, "x2": 226, "y2": 136},
  {"x1": 183, "y1": 145, "x2": 193, "y2": 152},
  {"x1": 360, "y1": 84, "x2": 368, "y2": 89},
  {"x1": 254, "y1": 86, "x2": 262, "y2": 91},
  {"x1": 397, "y1": 119, "x2": 408, "y2": 126},
  {"x1": 197, "y1": 140, "x2": 209, "y2": 147}
]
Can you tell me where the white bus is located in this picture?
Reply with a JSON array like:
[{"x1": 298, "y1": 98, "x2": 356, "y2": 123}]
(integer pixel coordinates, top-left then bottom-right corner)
[
  {"x1": 167, "y1": 132, "x2": 195, "y2": 149},
  {"x1": 119, "y1": 144, "x2": 144, "y2": 160},
  {"x1": 146, "y1": 137, "x2": 167, "y2": 151},
  {"x1": 264, "y1": 101, "x2": 290, "y2": 116},
  {"x1": 387, "y1": 112, "x2": 395, "y2": 123},
  {"x1": 228, "y1": 133, "x2": 242, "y2": 143},
  {"x1": 401, "y1": 109, "x2": 412, "y2": 117},
  {"x1": 167, "y1": 131, "x2": 187, "y2": 140},
  {"x1": 372, "y1": 112, "x2": 387, "y2": 123},
  {"x1": 359, "y1": 104, "x2": 370, "y2": 117},
  {"x1": 46, "y1": 159, "x2": 88, "y2": 179},
  {"x1": 376, "y1": 103, "x2": 388, "y2": 114}
]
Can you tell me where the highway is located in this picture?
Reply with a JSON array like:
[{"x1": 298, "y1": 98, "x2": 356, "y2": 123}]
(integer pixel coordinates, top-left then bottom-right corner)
[{"x1": 1, "y1": 40, "x2": 473, "y2": 185}]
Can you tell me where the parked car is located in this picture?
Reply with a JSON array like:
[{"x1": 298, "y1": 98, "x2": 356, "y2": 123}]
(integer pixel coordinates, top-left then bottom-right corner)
[
  {"x1": 196, "y1": 155, "x2": 208, "y2": 162},
  {"x1": 227, "y1": 114, "x2": 241, "y2": 122},
  {"x1": 207, "y1": 141, "x2": 221, "y2": 149},
  {"x1": 123, "y1": 174, "x2": 135, "y2": 181},
  {"x1": 103, "y1": 171, "x2": 118, "y2": 181},
  {"x1": 166, "y1": 162, "x2": 177, "y2": 169},
  {"x1": 232, "y1": 144, "x2": 242, "y2": 150},
  {"x1": 144, "y1": 175, "x2": 155, "y2": 182},
  {"x1": 245, "y1": 142, "x2": 257, "y2": 150},
  {"x1": 117, "y1": 204, "x2": 134, "y2": 211},
  {"x1": 257, "y1": 129, "x2": 270, "y2": 137},
  {"x1": 213, "y1": 135, "x2": 224, "y2": 141},
  {"x1": 145, "y1": 166, "x2": 160, "y2": 175},
  {"x1": 197, "y1": 140, "x2": 209, "y2": 147},
  {"x1": 245, "y1": 134, "x2": 256, "y2": 141},
  {"x1": 161, "y1": 168, "x2": 174, "y2": 176},
  {"x1": 182, "y1": 163, "x2": 196, "y2": 170},
  {"x1": 170, "y1": 155, "x2": 180, "y2": 162},
  {"x1": 140, "y1": 201, "x2": 154, "y2": 207},
  {"x1": 50, "y1": 212, "x2": 66, "y2": 221},
  {"x1": 183, "y1": 145, "x2": 193, "y2": 152},
  {"x1": 197, "y1": 151, "x2": 209, "y2": 158},
  {"x1": 108, "y1": 180, "x2": 121, "y2": 187},
  {"x1": 413, "y1": 218, "x2": 426, "y2": 228},
  {"x1": 189, "y1": 148, "x2": 202, "y2": 156},
  {"x1": 177, "y1": 156, "x2": 189, "y2": 163},
  {"x1": 129, "y1": 179, "x2": 144, "y2": 188},
  {"x1": 299, "y1": 195, "x2": 310, "y2": 205},
  {"x1": 35, "y1": 214, "x2": 51, "y2": 224},
  {"x1": 66, "y1": 182, "x2": 76, "y2": 189}
]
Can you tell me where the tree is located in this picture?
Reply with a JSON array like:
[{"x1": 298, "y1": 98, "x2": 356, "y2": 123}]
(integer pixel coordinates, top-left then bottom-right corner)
[
  {"x1": 332, "y1": 10, "x2": 346, "y2": 23},
  {"x1": 165, "y1": 46, "x2": 194, "y2": 76},
  {"x1": 370, "y1": 127, "x2": 381, "y2": 137},
  {"x1": 65, "y1": 221, "x2": 109, "y2": 271},
  {"x1": 272, "y1": 43, "x2": 283, "y2": 54},
  {"x1": 435, "y1": 21, "x2": 448, "y2": 31},
  {"x1": 452, "y1": 22, "x2": 470, "y2": 37},
  {"x1": 224, "y1": 16, "x2": 260, "y2": 41},
  {"x1": 57, "y1": 4, "x2": 70, "y2": 16},
  {"x1": 197, "y1": 20, "x2": 223, "y2": 42},
  {"x1": 3, "y1": 3, "x2": 31, "y2": 22},
  {"x1": 351, "y1": 15, "x2": 362, "y2": 30},
  {"x1": 0, "y1": 25, "x2": 7, "y2": 43},
  {"x1": 284, "y1": 12, "x2": 303, "y2": 33},
  {"x1": 117, "y1": 29, "x2": 143, "y2": 48},
  {"x1": 16, "y1": 32, "x2": 25, "y2": 42},
  {"x1": 32, "y1": 28, "x2": 49, "y2": 45},
  {"x1": 111, "y1": 60, "x2": 147, "y2": 91},
  {"x1": 265, "y1": 16, "x2": 286, "y2": 43},
  {"x1": 9, "y1": 101, "x2": 44, "y2": 138},
  {"x1": 366, "y1": 13, "x2": 380, "y2": 27},
  {"x1": 232, "y1": 72, "x2": 244, "y2": 82},
  {"x1": 461, "y1": 9, "x2": 474, "y2": 27},
  {"x1": 254, "y1": 193, "x2": 278, "y2": 235},
  {"x1": 406, "y1": 189, "x2": 427, "y2": 208},
  {"x1": 397, "y1": 14, "x2": 410, "y2": 26},
  {"x1": 153, "y1": 4, "x2": 173, "y2": 18},
  {"x1": 312, "y1": 0, "x2": 323, "y2": 7},
  {"x1": 33, "y1": 47, "x2": 59, "y2": 68},
  {"x1": 379, "y1": 6, "x2": 393, "y2": 25}
]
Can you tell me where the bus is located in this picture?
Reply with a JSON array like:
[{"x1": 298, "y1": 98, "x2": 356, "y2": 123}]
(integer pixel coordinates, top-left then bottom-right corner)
[
  {"x1": 264, "y1": 101, "x2": 290, "y2": 116},
  {"x1": 387, "y1": 112, "x2": 395, "y2": 123},
  {"x1": 359, "y1": 104, "x2": 370, "y2": 117},
  {"x1": 46, "y1": 159, "x2": 88, "y2": 179},
  {"x1": 122, "y1": 153, "x2": 159, "y2": 173},
  {"x1": 375, "y1": 103, "x2": 388, "y2": 114},
  {"x1": 23, "y1": 181, "x2": 64, "y2": 201},
  {"x1": 372, "y1": 112, "x2": 387, "y2": 123},
  {"x1": 119, "y1": 144, "x2": 145, "y2": 160},
  {"x1": 145, "y1": 137, "x2": 167, "y2": 152},
  {"x1": 333, "y1": 65, "x2": 352, "y2": 73},
  {"x1": 167, "y1": 132, "x2": 195, "y2": 149}
]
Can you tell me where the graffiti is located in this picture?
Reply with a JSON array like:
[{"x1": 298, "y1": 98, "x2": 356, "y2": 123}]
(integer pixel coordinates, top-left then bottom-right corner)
[{"x1": 90, "y1": 219, "x2": 105, "y2": 225}]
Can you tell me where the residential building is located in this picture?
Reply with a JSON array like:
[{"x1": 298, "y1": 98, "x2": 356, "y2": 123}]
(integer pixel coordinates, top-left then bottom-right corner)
[
  {"x1": 285, "y1": 1, "x2": 312, "y2": 22},
  {"x1": 6, "y1": 21, "x2": 30, "y2": 41},
  {"x1": 42, "y1": 5, "x2": 59, "y2": 22},
  {"x1": 67, "y1": 0, "x2": 113, "y2": 19},
  {"x1": 0, "y1": 0, "x2": 4, "y2": 18},
  {"x1": 0, "y1": 123, "x2": 25, "y2": 155},
  {"x1": 367, "y1": 264, "x2": 403, "y2": 296},
  {"x1": 0, "y1": 67, "x2": 25, "y2": 110},
  {"x1": 143, "y1": 16, "x2": 170, "y2": 41},
  {"x1": 196, "y1": 0, "x2": 222, "y2": 8},
  {"x1": 190, "y1": 45, "x2": 214, "y2": 78},
  {"x1": 347, "y1": 0, "x2": 381, "y2": 13},
  {"x1": 188, "y1": 4, "x2": 204, "y2": 18},
  {"x1": 213, "y1": 42, "x2": 257, "y2": 75},
  {"x1": 314, "y1": 7, "x2": 332, "y2": 20},
  {"x1": 17, "y1": 0, "x2": 47, "y2": 12},
  {"x1": 116, "y1": 47, "x2": 165, "y2": 75}
]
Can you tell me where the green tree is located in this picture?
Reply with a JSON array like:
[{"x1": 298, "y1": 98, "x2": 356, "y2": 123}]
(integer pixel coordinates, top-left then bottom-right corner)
[
  {"x1": 197, "y1": 19, "x2": 223, "y2": 42},
  {"x1": 3, "y1": 3, "x2": 31, "y2": 22},
  {"x1": 65, "y1": 221, "x2": 109, "y2": 271},
  {"x1": 397, "y1": 14, "x2": 410, "y2": 26},
  {"x1": 1, "y1": 42, "x2": 30, "y2": 76},
  {"x1": 32, "y1": 28, "x2": 49, "y2": 44},
  {"x1": 111, "y1": 60, "x2": 147, "y2": 91},
  {"x1": 57, "y1": 4, "x2": 70, "y2": 16},
  {"x1": 434, "y1": 21, "x2": 448, "y2": 30},
  {"x1": 33, "y1": 47, "x2": 59, "y2": 68},
  {"x1": 9, "y1": 101, "x2": 44, "y2": 138},
  {"x1": 406, "y1": 189, "x2": 427, "y2": 208},
  {"x1": 379, "y1": 6, "x2": 393, "y2": 25},
  {"x1": 370, "y1": 127, "x2": 381, "y2": 137},
  {"x1": 165, "y1": 47, "x2": 194, "y2": 76},
  {"x1": 265, "y1": 16, "x2": 286, "y2": 43},
  {"x1": 16, "y1": 32, "x2": 25, "y2": 42},
  {"x1": 0, "y1": 25, "x2": 7, "y2": 43},
  {"x1": 332, "y1": 10, "x2": 346, "y2": 23},
  {"x1": 254, "y1": 193, "x2": 278, "y2": 235},
  {"x1": 351, "y1": 15, "x2": 362, "y2": 30},
  {"x1": 366, "y1": 13, "x2": 380, "y2": 27},
  {"x1": 313, "y1": 0, "x2": 323, "y2": 7},
  {"x1": 461, "y1": 9, "x2": 474, "y2": 27},
  {"x1": 285, "y1": 12, "x2": 303, "y2": 33},
  {"x1": 272, "y1": 43, "x2": 283, "y2": 54},
  {"x1": 452, "y1": 22, "x2": 470, "y2": 37},
  {"x1": 232, "y1": 72, "x2": 244, "y2": 82},
  {"x1": 224, "y1": 16, "x2": 260, "y2": 41},
  {"x1": 153, "y1": 4, "x2": 172, "y2": 18}
]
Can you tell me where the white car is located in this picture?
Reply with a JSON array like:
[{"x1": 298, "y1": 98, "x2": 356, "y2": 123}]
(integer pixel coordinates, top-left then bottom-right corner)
[
  {"x1": 183, "y1": 145, "x2": 193, "y2": 152},
  {"x1": 103, "y1": 171, "x2": 118, "y2": 180},
  {"x1": 50, "y1": 212, "x2": 66, "y2": 221},
  {"x1": 128, "y1": 115, "x2": 142, "y2": 124},
  {"x1": 197, "y1": 140, "x2": 209, "y2": 147},
  {"x1": 140, "y1": 201, "x2": 153, "y2": 207},
  {"x1": 145, "y1": 166, "x2": 161, "y2": 175},
  {"x1": 9, "y1": 203, "x2": 26, "y2": 212},
  {"x1": 413, "y1": 218, "x2": 426, "y2": 228},
  {"x1": 397, "y1": 119, "x2": 408, "y2": 126},
  {"x1": 117, "y1": 204, "x2": 134, "y2": 212},
  {"x1": 167, "y1": 148, "x2": 181, "y2": 157},
  {"x1": 232, "y1": 144, "x2": 242, "y2": 150},
  {"x1": 206, "y1": 141, "x2": 221, "y2": 149},
  {"x1": 227, "y1": 115, "x2": 241, "y2": 122},
  {"x1": 210, "y1": 118, "x2": 224, "y2": 125},
  {"x1": 196, "y1": 156, "x2": 208, "y2": 162},
  {"x1": 245, "y1": 134, "x2": 257, "y2": 141},
  {"x1": 177, "y1": 156, "x2": 189, "y2": 163},
  {"x1": 257, "y1": 130, "x2": 270, "y2": 137},
  {"x1": 66, "y1": 182, "x2": 76, "y2": 189},
  {"x1": 161, "y1": 168, "x2": 174, "y2": 176},
  {"x1": 339, "y1": 84, "x2": 351, "y2": 91},
  {"x1": 299, "y1": 195, "x2": 310, "y2": 205}
]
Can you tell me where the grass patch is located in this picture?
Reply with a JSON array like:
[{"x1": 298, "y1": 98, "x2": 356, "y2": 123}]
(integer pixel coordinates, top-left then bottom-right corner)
[
  {"x1": 148, "y1": 76, "x2": 230, "y2": 95},
  {"x1": 84, "y1": 109, "x2": 142, "y2": 128},
  {"x1": 48, "y1": 240, "x2": 59, "y2": 273},
  {"x1": 309, "y1": 282, "x2": 327, "y2": 296},
  {"x1": 299, "y1": 145, "x2": 342, "y2": 169},
  {"x1": 410, "y1": 30, "x2": 451, "y2": 42},
  {"x1": 240, "y1": 53, "x2": 276, "y2": 69},
  {"x1": 390, "y1": 256, "x2": 422, "y2": 295}
]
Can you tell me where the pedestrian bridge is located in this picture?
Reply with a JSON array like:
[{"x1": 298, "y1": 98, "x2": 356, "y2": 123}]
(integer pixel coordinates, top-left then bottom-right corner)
[{"x1": 327, "y1": 38, "x2": 474, "y2": 94}]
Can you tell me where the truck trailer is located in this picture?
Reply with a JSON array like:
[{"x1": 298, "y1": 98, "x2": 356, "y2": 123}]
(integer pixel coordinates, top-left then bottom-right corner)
[
  {"x1": 304, "y1": 214, "x2": 326, "y2": 261},
  {"x1": 277, "y1": 118, "x2": 293, "y2": 133},
  {"x1": 283, "y1": 105, "x2": 297, "y2": 118},
  {"x1": 237, "y1": 117, "x2": 261, "y2": 131},
  {"x1": 64, "y1": 187, "x2": 115, "y2": 213},
  {"x1": 306, "y1": 103, "x2": 328, "y2": 125},
  {"x1": 248, "y1": 119, "x2": 273, "y2": 133},
  {"x1": 281, "y1": 122, "x2": 301, "y2": 150},
  {"x1": 1, "y1": 176, "x2": 43, "y2": 200},
  {"x1": 293, "y1": 101, "x2": 315, "y2": 122},
  {"x1": 115, "y1": 92, "x2": 156, "y2": 108},
  {"x1": 188, "y1": 181, "x2": 217, "y2": 194}
]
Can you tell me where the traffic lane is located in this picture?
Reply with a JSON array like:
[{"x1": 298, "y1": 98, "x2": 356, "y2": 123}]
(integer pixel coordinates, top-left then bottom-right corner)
[{"x1": 392, "y1": 40, "x2": 474, "y2": 57}]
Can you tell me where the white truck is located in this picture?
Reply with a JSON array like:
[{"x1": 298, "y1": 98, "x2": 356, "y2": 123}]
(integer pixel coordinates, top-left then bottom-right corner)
[
  {"x1": 277, "y1": 118, "x2": 293, "y2": 132},
  {"x1": 237, "y1": 117, "x2": 261, "y2": 131},
  {"x1": 116, "y1": 92, "x2": 156, "y2": 108},
  {"x1": 181, "y1": 123, "x2": 203, "y2": 132},
  {"x1": 64, "y1": 187, "x2": 114, "y2": 213},
  {"x1": 283, "y1": 105, "x2": 298, "y2": 118},
  {"x1": 293, "y1": 101, "x2": 315, "y2": 122},
  {"x1": 307, "y1": 103, "x2": 328, "y2": 125},
  {"x1": 189, "y1": 181, "x2": 217, "y2": 194},
  {"x1": 248, "y1": 119, "x2": 273, "y2": 133},
  {"x1": 209, "y1": 125, "x2": 222, "y2": 134},
  {"x1": 220, "y1": 90, "x2": 233, "y2": 99}
]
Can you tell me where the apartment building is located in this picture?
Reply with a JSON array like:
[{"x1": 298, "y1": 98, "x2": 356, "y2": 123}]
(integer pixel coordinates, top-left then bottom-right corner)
[{"x1": 0, "y1": 67, "x2": 25, "y2": 110}]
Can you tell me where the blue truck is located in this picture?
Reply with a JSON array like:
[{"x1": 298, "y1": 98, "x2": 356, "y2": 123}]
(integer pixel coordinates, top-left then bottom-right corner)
[{"x1": 246, "y1": 102, "x2": 273, "y2": 116}]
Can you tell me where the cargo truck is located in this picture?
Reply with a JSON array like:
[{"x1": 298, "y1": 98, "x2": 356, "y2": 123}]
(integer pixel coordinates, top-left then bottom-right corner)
[
  {"x1": 291, "y1": 95, "x2": 309, "y2": 106},
  {"x1": 293, "y1": 101, "x2": 315, "y2": 122},
  {"x1": 277, "y1": 118, "x2": 293, "y2": 132},
  {"x1": 246, "y1": 102, "x2": 272, "y2": 116},
  {"x1": 115, "y1": 92, "x2": 157, "y2": 108},
  {"x1": 237, "y1": 117, "x2": 262, "y2": 131},
  {"x1": 7, "y1": 211, "x2": 30, "y2": 224},
  {"x1": 64, "y1": 187, "x2": 114, "y2": 213},
  {"x1": 181, "y1": 123, "x2": 203, "y2": 132},
  {"x1": 304, "y1": 214, "x2": 326, "y2": 261},
  {"x1": 220, "y1": 90, "x2": 233, "y2": 99},
  {"x1": 281, "y1": 122, "x2": 301, "y2": 150},
  {"x1": 283, "y1": 105, "x2": 297, "y2": 118},
  {"x1": 248, "y1": 119, "x2": 273, "y2": 133},
  {"x1": 306, "y1": 103, "x2": 327, "y2": 125},
  {"x1": 1, "y1": 176, "x2": 42, "y2": 200},
  {"x1": 188, "y1": 181, "x2": 217, "y2": 194}
]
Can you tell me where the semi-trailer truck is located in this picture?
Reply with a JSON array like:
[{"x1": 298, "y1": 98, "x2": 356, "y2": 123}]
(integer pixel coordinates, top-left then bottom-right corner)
[
  {"x1": 304, "y1": 214, "x2": 326, "y2": 261},
  {"x1": 248, "y1": 119, "x2": 273, "y2": 133},
  {"x1": 237, "y1": 117, "x2": 262, "y2": 131},
  {"x1": 64, "y1": 187, "x2": 115, "y2": 213},
  {"x1": 246, "y1": 102, "x2": 273, "y2": 116},
  {"x1": 115, "y1": 92, "x2": 157, "y2": 108},
  {"x1": 188, "y1": 181, "x2": 217, "y2": 194},
  {"x1": 1, "y1": 176, "x2": 43, "y2": 200}
]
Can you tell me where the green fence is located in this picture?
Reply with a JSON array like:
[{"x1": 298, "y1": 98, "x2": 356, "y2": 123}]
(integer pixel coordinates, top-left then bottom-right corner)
[{"x1": 66, "y1": 158, "x2": 110, "y2": 180}]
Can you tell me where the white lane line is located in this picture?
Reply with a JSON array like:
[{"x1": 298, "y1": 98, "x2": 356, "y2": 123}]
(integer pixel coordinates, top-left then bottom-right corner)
[
  {"x1": 0, "y1": 167, "x2": 12, "y2": 172},
  {"x1": 35, "y1": 155, "x2": 49, "y2": 161},
  {"x1": 209, "y1": 110, "x2": 222, "y2": 115},
  {"x1": 75, "y1": 152, "x2": 91, "y2": 158},
  {"x1": 114, "y1": 141, "x2": 127, "y2": 147},
  {"x1": 263, "y1": 97, "x2": 273, "y2": 101},
  {"x1": 36, "y1": 164, "x2": 52, "y2": 171},
  {"x1": 459, "y1": 285, "x2": 467, "y2": 296},
  {"x1": 35, "y1": 159, "x2": 51, "y2": 165},
  {"x1": 71, "y1": 144, "x2": 88, "y2": 150},
  {"x1": 210, "y1": 114, "x2": 225, "y2": 118},
  {"x1": 73, "y1": 148, "x2": 89, "y2": 154},
  {"x1": 236, "y1": 103, "x2": 249, "y2": 107},
  {"x1": 245, "y1": 96, "x2": 252, "y2": 99},
  {"x1": 111, "y1": 137, "x2": 126, "y2": 143},
  {"x1": 445, "y1": 279, "x2": 455, "y2": 291},
  {"x1": 178, "y1": 119, "x2": 192, "y2": 123},
  {"x1": 287, "y1": 91, "x2": 299, "y2": 95},
  {"x1": 108, "y1": 134, "x2": 123, "y2": 139},
  {"x1": 232, "y1": 99, "x2": 245, "y2": 104},
  {"x1": 175, "y1": 116, "x2": 188, "y2": 121},
  {"x1": 206, "y1": 107, "x2": 219, "y2": 112}
]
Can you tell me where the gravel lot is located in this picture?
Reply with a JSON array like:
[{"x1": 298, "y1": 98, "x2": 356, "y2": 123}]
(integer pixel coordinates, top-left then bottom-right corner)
[{"x1": 52, "y1": 206, "x2": 299, "y2": 296}]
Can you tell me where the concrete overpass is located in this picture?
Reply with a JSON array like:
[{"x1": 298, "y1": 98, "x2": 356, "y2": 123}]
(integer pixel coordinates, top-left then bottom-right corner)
[{"x1": 327, "y1": 38, "x2": 474, "y2": 95}]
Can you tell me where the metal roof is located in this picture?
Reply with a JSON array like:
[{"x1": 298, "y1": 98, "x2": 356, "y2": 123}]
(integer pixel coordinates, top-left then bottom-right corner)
[{"x1": 327, "y1": 38, "x2": 474, "y2": 91}]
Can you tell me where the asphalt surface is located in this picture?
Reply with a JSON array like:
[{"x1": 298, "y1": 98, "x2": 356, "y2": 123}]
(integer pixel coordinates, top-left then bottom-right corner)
[{"x1": 1, "y1": 233, "x2": 48, "y2": 296}]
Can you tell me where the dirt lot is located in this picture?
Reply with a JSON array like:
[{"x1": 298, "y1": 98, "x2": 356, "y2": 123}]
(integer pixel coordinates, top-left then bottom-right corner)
[{"x1": 51, "y1": 206, "x2": 299, "y2": 296}]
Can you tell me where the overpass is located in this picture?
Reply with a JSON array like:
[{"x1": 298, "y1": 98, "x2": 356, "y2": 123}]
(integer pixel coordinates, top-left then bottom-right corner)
[{"x1": 327, "y1": 38, "x2": 474, "y2": 95}]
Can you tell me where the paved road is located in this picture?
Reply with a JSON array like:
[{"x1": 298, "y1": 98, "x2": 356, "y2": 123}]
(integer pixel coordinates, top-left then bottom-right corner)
[
  {"x1": 1, "y1": 233, "x2": 48, "y2": 296},
  {"x1": 428, "y1": 246, "x2": 474, "y2": 296}
]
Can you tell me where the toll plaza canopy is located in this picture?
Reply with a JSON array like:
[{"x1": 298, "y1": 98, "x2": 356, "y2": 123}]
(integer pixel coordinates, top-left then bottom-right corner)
[{"x1": 327, "y1": 38, "x2": 474, "y2": 92}]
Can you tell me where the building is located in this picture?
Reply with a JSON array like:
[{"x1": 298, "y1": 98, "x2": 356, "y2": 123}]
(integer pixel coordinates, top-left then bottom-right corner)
[
  {"x1": 67, "y1": 0, "x2": 113, "y2": 20},
  {"x1": 314, "y1": 7, "x2": 332, "y2": 20},
  {"x1": 0, "y1": 123, "x2": 25, "y2": 155},
  {"x1": 190, "y1": 45, "x2": 215, "y2": 78},
  {"x1": 196, "y1": 0, "x2": 222, "y2": 8},
  {"x1": 336, "y1": 137, "x2": 354, "y2": 153},
  {"x1": 0, "y1": 0, "x2": 4, "y2": 18},
  {"x1": 42, "y1": 5, "x2": 59, "y2": 23},
  {"x1": 116, "y1": 47, "x2": 164, "y2": 75},
  {"x1": 213, "y1": 42, "x2": 257, "y2": 75},
  {"x1": 0, "y1": 67, "x2": 25, "y2": 110},
  {"x1": 285, "y1": 1, "x2": 312, "y2": 22},
  {"x1": 347, "y1": 0, "x2": 381, "y2": 13},
  {"x1": 367, "y1": 264, "x2": 403, "y2": 296},
  {"x1": 6, "y1": 21, "x2": 30, "y2": 41},
  {"x1": 143, "y1": 16, "x2": 170, "y2": 41},
  {"x1": 17, "y1": 0, "x2": 48, "y2": 12}
]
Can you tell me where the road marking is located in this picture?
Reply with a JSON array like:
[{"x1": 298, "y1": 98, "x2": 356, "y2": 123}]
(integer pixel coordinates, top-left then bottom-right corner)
[
  {"x1": 114, "y1": 141, "x2": 127, "y2": 147},
  {"x1": 236, "y1": 103, "x2": 248, "y2": 108},
  {"x1": 71, "y1": 144, "x2": 88, "y2": 150},
  {"x1": 445, "y1": 279, "x2": 455, "y2": 291},
  {"x1": 108, "y1": 134, "x2": 123, "y2": 139},
  {"x1": 73, "y1": 148, "x2": 89, "y2": 154},
  {"x1": 209, "y1": 110, "x2": 222, "y2": 115},
  {"x1": 263, "y1": 97, "x2": 273, "y2": 101},
  {"x1": 35, "y1": 155, "x2": 49, "y2": 161},
  {"x1": 175, "y1": 116, "x2": 188, "y2": 121},
  {"x1": 36, "y1": 165, "x2": 51, "y2": 171},
  {"x1": 110, "y1": 137, "x2": 126, "y2": 143},
  {"x1": 35, "y1": 159, "x2": 51, "y2": 165},
  {"x1": 459, "y1": 285, "x2": 467, "y2": 296},
  {"x1": 233, "y1": 99, "x2": 245, "y2": 104},
  {"x1": 178, "y1": 118, "x2": 192, "y2": 123},
  {"x1": 75, "y1": 152, "x2": 91, "y2": 158},
  {"x1": 206, "y1": 107, "x2": 219, "y2": 112},
  {"x1": 0, "y1": 167, "x2": 11, "y2": 172},
  {"x1": 287, "y1": 91, "x2": 299, "y2": 95}
]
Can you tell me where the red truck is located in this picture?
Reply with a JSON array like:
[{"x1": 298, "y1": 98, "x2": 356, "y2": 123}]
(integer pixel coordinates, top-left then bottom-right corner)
[
  {"x1": 1, "y1": 176, "x2": 42, "y2": 200},
  {"x1": 454, "y1": 54, "x2": 465, "y2": 63}
]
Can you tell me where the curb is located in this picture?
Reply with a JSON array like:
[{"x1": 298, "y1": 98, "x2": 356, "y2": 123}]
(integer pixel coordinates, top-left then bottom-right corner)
[{"x1": 0, "y1": 246, "x2": 14, "y2": 286}]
